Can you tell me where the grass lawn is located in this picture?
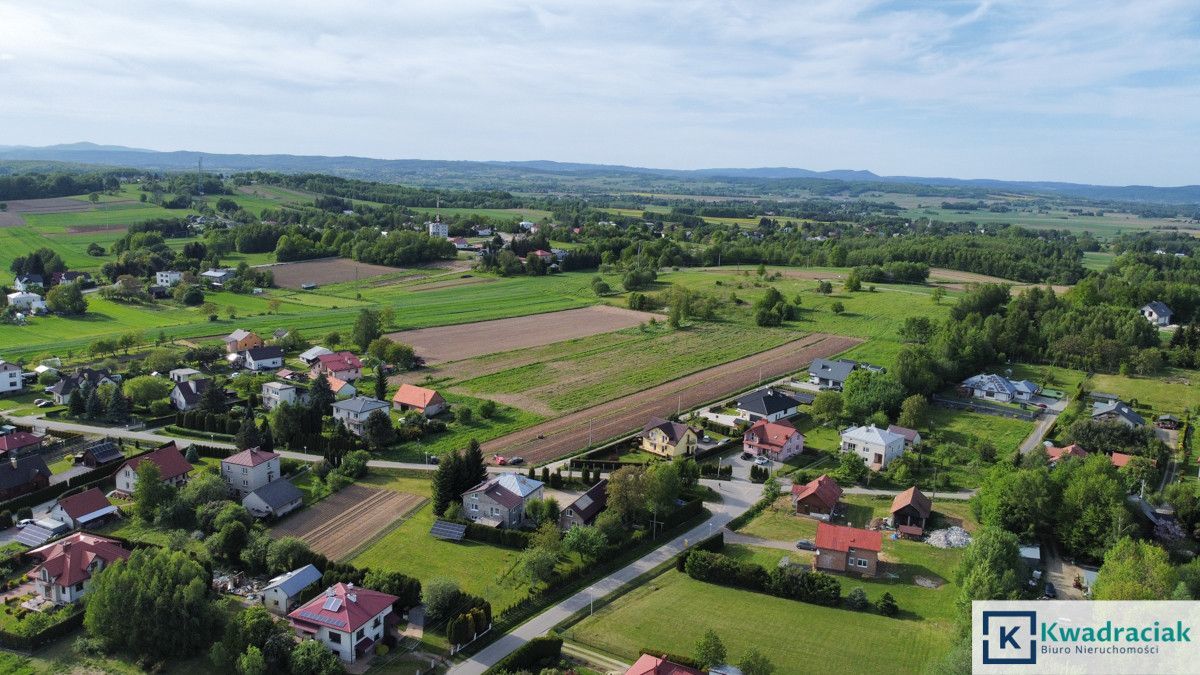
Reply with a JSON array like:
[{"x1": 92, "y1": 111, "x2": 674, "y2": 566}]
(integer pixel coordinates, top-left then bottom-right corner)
[
  {"x1": 94, "y1": 518, "x2": 209, "y2": 559},
  {"x1": 1089, "y1": 369, "x2": 1200, "y2": 415},
  {"x1": 927, "y1": 408, "x2": 1034, "y2": 456},
  {"x1": 350, "y1": 499, "x2": 529, "y2": 613},
  {"x1": 1008, "y1": 363, "x2": 1088, "y2": 394},
  {"x1": 565, "y1": 568, "x2": 955, "y2": 675},
  {"x1": 378, "y1": 392, "x2": 544, "y2": 461}
]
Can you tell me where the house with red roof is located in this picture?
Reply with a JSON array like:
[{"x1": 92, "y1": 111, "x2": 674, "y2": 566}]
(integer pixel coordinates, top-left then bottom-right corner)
[
  {"x1": 392, "y1": 383, "x2": 446, "y2": 417},
  {"x1": 625, "y1": 654, "x2": 705, "y2": 675},
  {"x1": 791, "y1": 474, "x2": 842, "y2": 517},
  {"x1": 29, "y1": 533, "x2": 130, "y2": 604},
  {"x1": 288, "y1": 583, "x2": 398, "y2": 664},
  {"x1": 889, "y1": 486, "x2": 932, "y2": 537},
  {"x1": 1110, "y1": 452, "x2": 1142, "y2": 469},
  {"x1": 311, "y1": 351, "x2": 363, "y2": 382},
  {"x1": 115, "y1": 442, "x2": 192, "y2": 494},
  {"x1": 815, "y1": 522, "x2": 883, "y2": 577},
  {"x1": 743, "y1": 418, "x2": 804, "y2": 461},
  {"x1": 0, "y1": 431, "x2": 44, "y2": 457},
  {"x1": 50, "y1": 487, "x2": 118, "y2": 529},
  {"x1": 221, "y1": 447, "x2": 280, "y2": 498},
  {"x1": 1046, "y1": 443, "x2": 1088, "y2": 465},
  {"x1": 530, "y1": 249, "x2": 554, "y2": 262}
]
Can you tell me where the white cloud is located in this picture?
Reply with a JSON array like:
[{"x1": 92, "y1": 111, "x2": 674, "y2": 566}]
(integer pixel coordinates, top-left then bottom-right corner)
[{"x1": 0, "y1": 0, "x2": 1196, "y2": 183}]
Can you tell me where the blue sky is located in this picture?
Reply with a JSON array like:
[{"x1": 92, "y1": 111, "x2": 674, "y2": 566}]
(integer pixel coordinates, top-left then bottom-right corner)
[{"x1": 0, "y1": 0, "x2": 1197, "y2": 185}]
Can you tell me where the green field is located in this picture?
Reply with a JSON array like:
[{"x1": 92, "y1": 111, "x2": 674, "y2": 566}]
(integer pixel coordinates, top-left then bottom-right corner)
[
  {"x1": 926, "y1": 408, "x2": 1034, "y2": 456},
  {"x1": 1089, "y1": 368, "x2": 1200, "y2": 415},
  {"x1": 901, "y1": 204, "x2": 1186, "y2": 237},
  {"x1": 379, "y1": 392, "x2": 544, "y2": 461}
]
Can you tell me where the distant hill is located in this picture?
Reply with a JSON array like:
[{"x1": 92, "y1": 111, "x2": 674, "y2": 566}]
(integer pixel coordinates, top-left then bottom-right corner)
[{"x1": 1, "y1": 143, "x2": 1197, "y2": 204}]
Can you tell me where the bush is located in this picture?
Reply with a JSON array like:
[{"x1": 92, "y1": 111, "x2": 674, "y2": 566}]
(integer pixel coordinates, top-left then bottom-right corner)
[
  {"x1": 877, "y1": 592, "x2": 899, "y2": 617},
  {"x1": 845, "y1": 587, "x2": 870, "y2": 611},
  {"x1": 493, "y1": 636, "x2": 563, "y2": 673}
]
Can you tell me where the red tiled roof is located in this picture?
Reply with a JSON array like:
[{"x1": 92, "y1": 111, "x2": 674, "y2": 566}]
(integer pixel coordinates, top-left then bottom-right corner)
[
  {"x1": 1047, "y1": 443, "x2": 1087, "y2": 462},
  {"x1": 56, "y1": 487, "x2": 112, "y2": 520},
  {"x1": 288, "y1": 583, "x2": 397, "y2": 634},
  {"x1": 121, "y1": 442, "x2": 192, "y2": 481},
  {"x1": 0, "y1": 431, "x2": 43, "y2": 452},
  {"x1": 815, "y1": 522, "x2": 882, "y2": 553},
  {"x1": 392, "y1": 384, "x2": 444, "y2": 410},
  {"x1": 223, "y1": 447, "x2": 279, "y2": 468},
  {"x1": 886, "y1": 424, "x2": 920, "y2": 443},
  {"x1": 791, "y1": 474, "x2": 843, "y2": 511},
  {"x1": 1110, "y1": 452, "x2": 1141, "y2": 468},
  {"x1": 626, "y1": 654, "x2": 705, "y2": 675},
  {"x1": 745, "y1": 418, "x2": 799, "y2": 451},
  {"x1": 30, "y1": 533, "x2": 130, "y2": 587},
  {"x1": 327, "y1": 375, "x2": 352, "y2": 393},
  {"x1": 889, "y1": 486, "x2": 932, "y2": 519},
  {"x1": 316, "y1": 351, "x2": 362, "y2": 372}
]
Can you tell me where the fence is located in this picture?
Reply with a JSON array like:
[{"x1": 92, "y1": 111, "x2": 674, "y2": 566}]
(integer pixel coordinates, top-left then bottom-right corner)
[{"x1": 931, "y1": 395, "x2": 1041, "y2": 421}]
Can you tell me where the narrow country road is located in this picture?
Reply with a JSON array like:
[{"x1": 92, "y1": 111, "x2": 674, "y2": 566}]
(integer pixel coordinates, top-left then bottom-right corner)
[
  {"x1": 4, "y1": 414, "x2": 236, "y2": 450},
  {"x1": 447, "y1": 479, "x2": 764, "y2": 675},
  {"x1": 1019, "y1": 412, "x2": 1058, "y2": 454}
]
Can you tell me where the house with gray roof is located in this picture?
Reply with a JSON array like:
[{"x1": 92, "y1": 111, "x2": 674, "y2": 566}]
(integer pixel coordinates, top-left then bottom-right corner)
[
  {"x1": 462, "y1": 473, "x2": 544, "y2": 529},
  {"x1": 331, "y1": 396, "x2": 389, "y2": 436},
  {"x1": 808, "y1": 358, "x2": 857, "y2": 389},
  {"x1": 960, "y1": 373, "x2": 1041, "y2": 403},
  {"x1": 840, "y1": 424, "x2": 906, "y2": 471},
  {"x1": 1141, "y1": 301, "x2": 1173, "y2": 327},
  {"x1": 559, "y1": 479, "x2": 608, "y2": 530},
  {"x1": 735, "y1": 388, "x2": 805, "y2": 422},
  {"x1": 242, "y1": 478, "x2": 304, "y2": 519},
  {"x1": 261, "y1": 564, "x2": 322, "y2": 615},
  {"x1": 1092, "y1": 400, "x2": 1146, "y2": 428}
]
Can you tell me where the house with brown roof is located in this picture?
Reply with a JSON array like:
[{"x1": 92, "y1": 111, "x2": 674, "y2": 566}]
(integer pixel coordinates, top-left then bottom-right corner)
[
  {"x1": 814, "y1": 522, "x2": 882, "y2": 577},
  {"x1": 0, "y1": 431, "x2": 44, "y2": 457},
  {"x1": 886, "y1": 424, "x2": 922, "y2": 449},
  {"x1": 221, "y1": 447, "x2": 280, "y2": 498},
  {"x1": 462, "y1": 473, "x2": 544, "y2": 528},
  {"x1": 115, "y1": 442, "x2": 192, "y2": 494},
  {"x1": 391, "y1": 384, "x2": 446, "y2": 417},
  {"x1": 639, "y1": 417, "x2": 698, "y2": 458},
  {"x1": 559, "y1": 479, "x2": 608, "y2": 530},
  {"x1": 889, "y1": 486, "x2": 932, "y2": 537},
  {"x1": 743, "y1": 418, "x2": 804, "y2": 461},
  {"x1": 224, "y1": 329, "x2": 264, "y2": 354},
  {"x1": 288, "y1": 583, "x2": 398, "y2": 664},
  {"x1": 0, "y1": 454, "x2": 51, "y2": 500},
  {"x1": 50, "y1": 487, "x2": 118, "y2": 529},
  {"x1": 29, "y1": 533, "x2": 130, "y2": 604},
  {"x1": 327, "y1": 376, "x2": 357, "y2": 400},
  {"x1": 791, "y1": 474, "x2": 842, "y2": 517},
  {"x1": 311, "y1": 351, "x2": 364, "y2": 382}
]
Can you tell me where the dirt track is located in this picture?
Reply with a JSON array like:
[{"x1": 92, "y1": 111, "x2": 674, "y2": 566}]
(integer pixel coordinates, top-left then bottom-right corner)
[
  {"x1": 482, "y1": 332, "x2": 861, "y2": 464},
  {"x1": 270, "y1": 485, "x2": 424, "y2": 561},
  {"x1": 386, "y1": 306, "x2": 657, "y2": 364}
]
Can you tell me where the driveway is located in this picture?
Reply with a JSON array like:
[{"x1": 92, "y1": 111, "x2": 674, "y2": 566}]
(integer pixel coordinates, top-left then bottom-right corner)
[{"x1": 1019, "y1": 412, "x2": 1058, "y2": 454}]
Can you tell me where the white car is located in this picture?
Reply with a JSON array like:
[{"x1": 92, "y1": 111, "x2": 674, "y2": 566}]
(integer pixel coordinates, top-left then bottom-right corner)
[
  {"x1": 16, "y1": 519, "x2": 34, "y2": 529},
  {"x1": 753, "y1": 456, "x2": 771, "y2": 467}
]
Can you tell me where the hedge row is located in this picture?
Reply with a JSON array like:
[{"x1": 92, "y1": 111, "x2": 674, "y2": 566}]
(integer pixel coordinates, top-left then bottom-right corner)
[
  {"x1": 175, "y1": 410, "x2": 239, "y2": 435},
  {"x1": 465, "y1": 523, "x2": 530, "y2": 549},
  {"x1": 683, "y1": 549, "x2": 842, "y2": 607},
  {"x1": 0, "y1": 605, "x2": 84, "y2": 653},
  {"x1": 489, "y1": 636, "x2": 563, "y2": 674},
  {"x1": 725, "y1": 493, "x2": 775, "y2": 531},
  {"x1": 699, "y1": 463, "x2": 733, "y2": 479}
]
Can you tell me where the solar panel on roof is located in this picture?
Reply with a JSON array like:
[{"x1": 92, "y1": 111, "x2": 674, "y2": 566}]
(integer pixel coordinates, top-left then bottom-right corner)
[
  {"x1": 298, "y1": 609, "x2": 347, "y2": 629},
  {"x1": 430, "y1": 520, "x2": 467, "y2": 541},
  {"x1": 322, "y1": 596, "x2": 342, "y2": 611}
]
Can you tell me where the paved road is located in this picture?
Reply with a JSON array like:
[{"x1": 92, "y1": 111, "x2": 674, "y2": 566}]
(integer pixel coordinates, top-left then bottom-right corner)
[
  {"x1": 1019, "y1": 412, "x2": 1058, "y2": 454},
  {"x1": 4, "y1": 414, "x2": 236, "y2": 450},
  {"x1": 447, "y1": 479, "x2": 765, "y2": 675}
]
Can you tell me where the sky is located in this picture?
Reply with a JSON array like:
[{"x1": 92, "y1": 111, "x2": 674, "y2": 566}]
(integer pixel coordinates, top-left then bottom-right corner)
[{"x1": 1, "y1": 0, "x2": 1199, "y2": 185}]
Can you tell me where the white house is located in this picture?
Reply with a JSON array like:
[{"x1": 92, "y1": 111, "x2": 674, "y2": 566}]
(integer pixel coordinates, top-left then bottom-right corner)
[
  {"x1": 1141, "y1": 301, "x2": 1173, "y2": 327},
  {"x1": 49, "y1": 488, "x2": 118, "y2": 529},
  {"x1": 960, "y1": 373, "x2": 1041, "y2": 403},
  {"x1": 262, "y1": 564, "x2": 323, "y2": 615},
  {"x1": 0, "y1": 361, "x2": 24, "y2": 395},
  {"x1": 155, "y1": 270, "x2": 183, "y2": 287},
  {"x1": 331, "y1": 396, "x2": 390, "y2": 436},
  {"x1": 13, "y1": 274, "x2": 44, "y2": 292},
  {"x1": 462, "y1": 473, "x2": 545, "y2": 528},
  {"x1": 288, "y1": 583, "x2": 398, "y2": 664},
  {"x1": 427, "y1": 221, "x2": 449, "y2": 238},
  {"x1": 115, "y1": 443, "x2": 192, "y2": 494},
  {"x1": 243, "y1": 346, "x2": 285, "y2": 371},
  {"x1": 221, "y1": 447, "x2": 281, "y2": 498},
  {"x1": 6, "y1": 291, "x2": 46, "y2": 312},
  {"x1": 168, "y1": 367, "x2": 202, "y2": 383},
  {"x1": 29, "y1": 533, "x2": 131, "y2": 605},
  {"x1": 243, "y1": 478, "x2": 304, "y2": 518},
  {"x1": 263, "y1": 381, "x2": 302, "y2": 410},
  {"x1": 298, "y1": 346, "x2": 334, "y2": 365},
  {"x1": 840, "y1": 424, "x2": 906, "y2": 471},
  {"x1": 171, "y1": 378, "x2": 213, "y2": 411},
  {"x1": 201, "y1": 268, "x2": 234, "y2": 286}
]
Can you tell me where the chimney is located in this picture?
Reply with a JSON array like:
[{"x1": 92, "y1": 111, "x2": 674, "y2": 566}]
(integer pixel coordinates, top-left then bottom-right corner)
[
  {"x1": 9, "y1": 454, "x2": 16, "y2": 469},
  {"x1": 347, "y1": 593, "x2": 357, "y2": 603}
]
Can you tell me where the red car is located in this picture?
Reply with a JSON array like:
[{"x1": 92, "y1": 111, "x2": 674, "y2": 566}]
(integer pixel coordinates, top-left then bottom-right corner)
[{"x1": 493, "y1": 455, "x2": 508, "y2": 465}]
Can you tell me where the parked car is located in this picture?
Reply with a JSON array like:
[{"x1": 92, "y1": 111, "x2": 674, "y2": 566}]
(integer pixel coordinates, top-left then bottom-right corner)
[
  {"x1": 33, "y1": 398, "x2": 47, "y2": 405},
  {"x1": 1043, "y1": 582, "x2": 1057, "y2": 599},
  {"x1": 507, "y1": 456, "x2": 525, "y2": 465},
  {"x1": 36, "y1": 400, "x2": 53, "y2": 408},
  {"x1": 753, "y1": 455, "x2": 771, "y2": 466},
  {"x1": 740, "y1": 452, "x2": 753, "y2": 460},
  {"x1": 16, "y1": 519, "x2": 33, "y2": 529},
  {"x1": 795, "y1": 539, "x2": 816, "y2": 551},
  {"x1": 493, "y1": 455, "x2": 508, "y2": 465}
]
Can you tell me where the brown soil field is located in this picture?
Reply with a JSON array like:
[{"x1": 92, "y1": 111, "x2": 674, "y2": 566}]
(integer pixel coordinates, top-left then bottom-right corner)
[
  {"x1": 270, "y1": 485, "x2": 424, "y2": 561},
  {"x1": 386, "y1": 306, "x2": 658, "y2": 364},
  {"x1": 407, "y1": 275, "x2": 495, "y2": 292},
  {"x1": 481, "y1": 332, "x2": 861, "y2": 464},
  {"x1": 259, "y1": 258, "x2": 404, "y2": 289},
  {"x1": 0, "y1": 212, "x2": 22, "y2": 227}
]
